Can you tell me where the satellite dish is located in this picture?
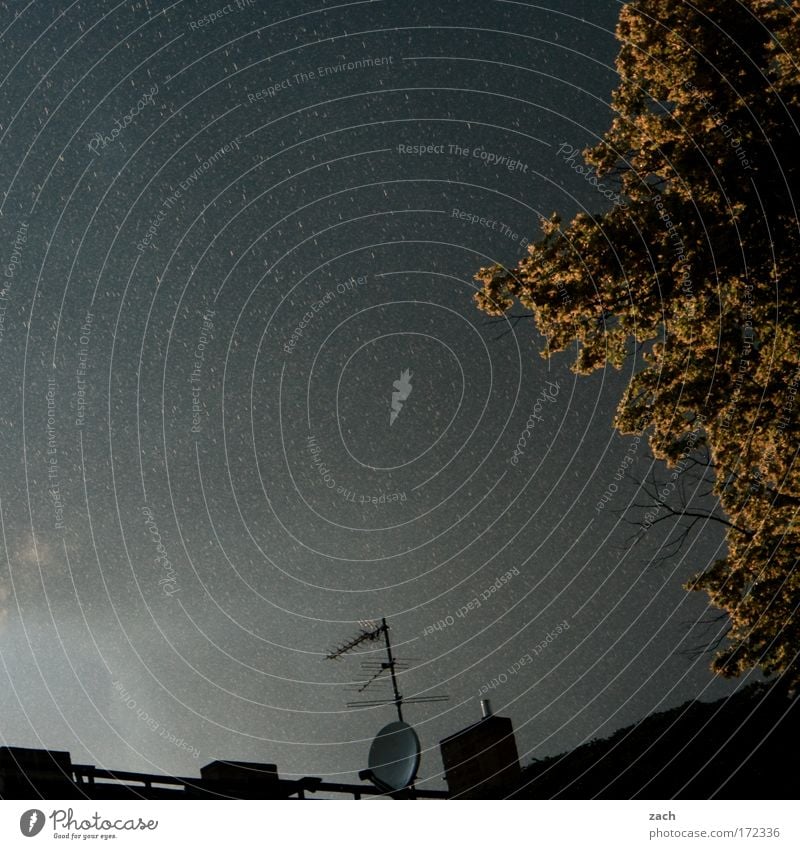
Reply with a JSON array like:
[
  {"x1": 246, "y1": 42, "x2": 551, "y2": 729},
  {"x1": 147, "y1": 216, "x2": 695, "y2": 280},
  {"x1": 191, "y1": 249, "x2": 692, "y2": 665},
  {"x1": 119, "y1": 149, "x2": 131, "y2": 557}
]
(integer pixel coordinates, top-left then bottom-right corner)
[{"x1": 366, "y1": 721, "x2": 421, "y2": 792}]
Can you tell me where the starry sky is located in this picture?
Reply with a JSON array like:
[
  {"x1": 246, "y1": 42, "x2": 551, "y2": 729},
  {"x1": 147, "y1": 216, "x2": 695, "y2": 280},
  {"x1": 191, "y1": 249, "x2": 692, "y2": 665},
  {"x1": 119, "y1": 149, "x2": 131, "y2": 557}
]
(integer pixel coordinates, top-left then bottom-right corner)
[{"x1": 0, "y1": 0, "x2": 749, "y2": 791}]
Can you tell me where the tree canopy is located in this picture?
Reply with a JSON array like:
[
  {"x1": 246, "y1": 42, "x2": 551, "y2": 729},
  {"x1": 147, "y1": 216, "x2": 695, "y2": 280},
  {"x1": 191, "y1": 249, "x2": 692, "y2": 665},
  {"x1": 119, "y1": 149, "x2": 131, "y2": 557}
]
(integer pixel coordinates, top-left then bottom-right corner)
[{"x1": 475, "y1": 0, "x2": 800, "y2": 684}]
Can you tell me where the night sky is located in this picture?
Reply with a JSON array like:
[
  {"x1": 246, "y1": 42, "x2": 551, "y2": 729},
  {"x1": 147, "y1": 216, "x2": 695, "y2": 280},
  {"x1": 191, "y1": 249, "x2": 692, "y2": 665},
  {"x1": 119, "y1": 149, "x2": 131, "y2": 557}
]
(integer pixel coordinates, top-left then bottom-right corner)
[{"x1": 0, "y1": 0, "x2": 749, "y2": 791}]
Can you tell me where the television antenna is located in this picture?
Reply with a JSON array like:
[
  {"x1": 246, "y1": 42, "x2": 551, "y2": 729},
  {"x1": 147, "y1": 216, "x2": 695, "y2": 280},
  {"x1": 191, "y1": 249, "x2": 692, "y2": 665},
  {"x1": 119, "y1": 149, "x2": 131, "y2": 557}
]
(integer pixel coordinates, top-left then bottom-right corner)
[{"x1": 326, "y1": 617, "x2": 447, "y2": 722}]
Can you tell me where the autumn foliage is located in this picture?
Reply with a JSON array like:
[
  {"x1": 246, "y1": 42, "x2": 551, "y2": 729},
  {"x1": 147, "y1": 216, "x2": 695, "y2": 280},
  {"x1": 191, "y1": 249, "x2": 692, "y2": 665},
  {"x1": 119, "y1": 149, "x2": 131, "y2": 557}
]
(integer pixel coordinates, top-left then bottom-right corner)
[{"x1": 475, "y1": 1, "x2": 800, "y2": 683}]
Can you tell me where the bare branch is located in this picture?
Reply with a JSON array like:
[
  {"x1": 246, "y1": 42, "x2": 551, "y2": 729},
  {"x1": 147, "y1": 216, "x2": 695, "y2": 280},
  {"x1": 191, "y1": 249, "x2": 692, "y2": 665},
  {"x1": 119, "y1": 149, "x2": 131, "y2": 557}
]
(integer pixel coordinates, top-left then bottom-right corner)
[{"x1": 482, "y1": 312, "x2": 534, "y2": 340}]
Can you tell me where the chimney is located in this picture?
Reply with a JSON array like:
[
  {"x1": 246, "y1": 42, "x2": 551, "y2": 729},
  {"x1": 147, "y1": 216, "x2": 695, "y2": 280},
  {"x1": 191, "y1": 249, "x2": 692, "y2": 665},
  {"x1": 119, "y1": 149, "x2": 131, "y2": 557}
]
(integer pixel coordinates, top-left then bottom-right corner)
[{"x1": 439, "y1": 704, "x2": 521, "y2": 798}]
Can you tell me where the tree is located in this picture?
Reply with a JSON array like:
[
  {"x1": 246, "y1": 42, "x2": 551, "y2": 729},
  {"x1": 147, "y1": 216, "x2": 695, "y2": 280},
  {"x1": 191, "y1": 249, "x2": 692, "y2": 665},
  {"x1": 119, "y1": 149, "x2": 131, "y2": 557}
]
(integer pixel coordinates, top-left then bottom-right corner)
[{"x1": 474, "y1": 0, "x2": 800, "y2": 684}]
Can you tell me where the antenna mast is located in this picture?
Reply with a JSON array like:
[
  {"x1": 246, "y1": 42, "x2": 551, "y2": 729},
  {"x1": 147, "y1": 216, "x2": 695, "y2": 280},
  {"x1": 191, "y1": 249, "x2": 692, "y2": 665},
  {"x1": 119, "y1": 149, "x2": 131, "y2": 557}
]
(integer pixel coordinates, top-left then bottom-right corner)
[
  {"x1": 381, "y1": 617, "x2": 404, "y2": 722},
  {"x1": 325, "y1": 617, "x2": 447, "y2": 719}
]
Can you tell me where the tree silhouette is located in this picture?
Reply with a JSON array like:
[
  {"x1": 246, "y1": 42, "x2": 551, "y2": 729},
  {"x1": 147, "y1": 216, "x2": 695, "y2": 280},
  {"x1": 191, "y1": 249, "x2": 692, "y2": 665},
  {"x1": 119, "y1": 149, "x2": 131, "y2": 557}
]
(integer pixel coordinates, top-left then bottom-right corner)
[{"x1": 474, "y1": 0, "x2": 800, "y2": 684}]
